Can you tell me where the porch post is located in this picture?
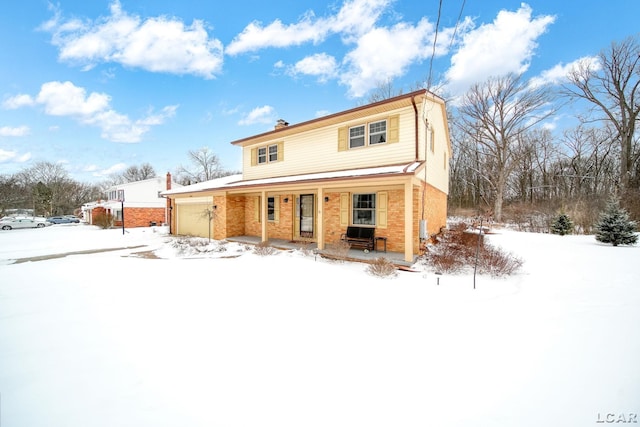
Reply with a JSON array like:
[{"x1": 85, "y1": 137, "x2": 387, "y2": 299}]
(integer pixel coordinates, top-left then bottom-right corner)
[
  {"x1": 404, "y1": 181, "x2": 413, "y2": 262},
  {"x1": 260, "y1": 190, "x2": 268, "y2": 242},
  {"x1": 317, "y1": 187, "x2": 325, "y2": 250}
]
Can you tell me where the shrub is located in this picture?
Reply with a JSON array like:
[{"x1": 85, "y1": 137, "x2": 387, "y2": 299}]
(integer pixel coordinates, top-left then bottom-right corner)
[
  {"x1": 366, "y1": 257, "x2": 398, "y2": 278},
  {"x1": 476, "y1": 245, "x2": 524, "y2": 277},
  {"x1": 422, "y1": 220, "x2": 522, "y2": 276},
  {"x1": 322, "y1": 239, "x2": 351, "y2": 262},
  {"x1": 93, "y1": 212, "x2": 114, "y2": 229},
  {"x1": 253, "y1": 241, "x2": 279, "y2": 256},
  {"x1": 551, "y1": 212, "x2": 573, "y2": 235}
]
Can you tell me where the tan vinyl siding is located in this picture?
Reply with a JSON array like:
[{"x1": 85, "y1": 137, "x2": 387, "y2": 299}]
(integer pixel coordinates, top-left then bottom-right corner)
[
  {"x1": 422, "y1": 104, "x2": 450, "y2": 194},
  {"x1": 242, "y1": 105, "x2": 420, "y2": 181}
]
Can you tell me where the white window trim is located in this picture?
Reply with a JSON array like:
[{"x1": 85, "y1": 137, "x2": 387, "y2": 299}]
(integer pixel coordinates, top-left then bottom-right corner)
[{"x1": 348, "y1": 119, "x2": 387, "y2": 149}]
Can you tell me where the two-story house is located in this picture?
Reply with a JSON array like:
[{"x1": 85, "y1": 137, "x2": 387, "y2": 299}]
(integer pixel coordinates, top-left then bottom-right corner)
[
  {"x1": 162, "y1": 89, "x2": 451, "y2": 262},
  {"x1": 83, "y1": 174, "x2": 180, "y2": 228}
]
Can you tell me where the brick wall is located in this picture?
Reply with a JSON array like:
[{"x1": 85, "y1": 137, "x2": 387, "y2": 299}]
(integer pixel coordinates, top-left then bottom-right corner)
[
  {"x1": 121, "y1": 207, "x2": 166, "y2": 228},
  {"x1": 323, "y1": 192, "x2": 342, "y2": 244}
]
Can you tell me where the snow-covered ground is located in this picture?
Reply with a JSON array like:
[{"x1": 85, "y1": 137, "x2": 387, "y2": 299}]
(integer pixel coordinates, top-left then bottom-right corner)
[{"x1": 1, "y1": 223, "x2": 638, "y2": 427}]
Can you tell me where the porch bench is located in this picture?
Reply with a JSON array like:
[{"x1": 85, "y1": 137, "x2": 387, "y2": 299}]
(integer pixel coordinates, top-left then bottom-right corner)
[{"x1": 341, "y1": 226, "x2": 375, "y2": 251}]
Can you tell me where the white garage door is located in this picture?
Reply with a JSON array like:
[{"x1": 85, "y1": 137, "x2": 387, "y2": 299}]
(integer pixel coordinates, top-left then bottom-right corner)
[{"x1": 176, "y1": 199, "x2": 212, "y2": 238}]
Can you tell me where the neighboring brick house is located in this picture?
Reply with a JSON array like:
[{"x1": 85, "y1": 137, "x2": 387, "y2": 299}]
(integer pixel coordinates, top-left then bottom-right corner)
[
  {"x1": 83, "y1": 174, "x2": 181, "y2": 228},
  {"x1": 162, "y1": 89, "x2": 451, "y2": 262}
]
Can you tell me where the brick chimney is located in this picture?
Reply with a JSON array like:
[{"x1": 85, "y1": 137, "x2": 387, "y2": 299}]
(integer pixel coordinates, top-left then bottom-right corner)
[
  {"x1": 166, "y1": 172, "x2": 172, "y2": 191},
  {"x1": 275, "y1": 119, "x2": 289, "y2": 130}
]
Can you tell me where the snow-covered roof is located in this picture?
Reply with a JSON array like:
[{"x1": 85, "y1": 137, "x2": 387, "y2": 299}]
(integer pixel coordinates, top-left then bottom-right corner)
[{"x1": 161, "y1": 162, "x2": 422, "y2": 196}]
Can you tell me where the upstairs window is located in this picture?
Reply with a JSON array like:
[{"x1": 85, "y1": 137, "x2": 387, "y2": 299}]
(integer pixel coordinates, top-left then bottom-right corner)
[
  {"x1": 348, "y1": 120, "x2": 387, "y2": 148},
  {"x1": 338, "y1": 115, "x2": 398, "y2": 152},
  {"x1": 349, "y1": 125, "x2": 365, "y2": 148},
  {"x1": 369, "y1": 120, "x2": 387, "y2": 145},
  {"x1": 253, "y1": 142, "x2": 283, "y2": 166},
  {"x1": 268, "y1": 144, "x2": 278, "y2": 162}
]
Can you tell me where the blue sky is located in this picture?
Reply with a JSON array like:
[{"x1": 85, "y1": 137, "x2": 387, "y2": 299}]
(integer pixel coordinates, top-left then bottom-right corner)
[{"x1": 1, "y1": 0, "x2": 638, "y2": 183}]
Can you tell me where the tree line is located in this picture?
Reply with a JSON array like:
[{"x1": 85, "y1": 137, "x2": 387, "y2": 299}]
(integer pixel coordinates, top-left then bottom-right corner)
[
  {"x1": 447, "y1": 34, "x2": 639, "y2": 232},
  {"x1": 0, "y1": 147, "x2": 238, "y2": 218}
]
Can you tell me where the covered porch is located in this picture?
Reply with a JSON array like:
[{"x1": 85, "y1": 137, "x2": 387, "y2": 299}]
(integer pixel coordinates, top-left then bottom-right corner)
[{"x1": 225, "y1": 235, "x2": 419, "y2": 268}]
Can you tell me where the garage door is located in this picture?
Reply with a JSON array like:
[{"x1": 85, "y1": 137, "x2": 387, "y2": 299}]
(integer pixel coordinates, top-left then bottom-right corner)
[{"x1": 176, "y1": 199, "x2": 212, "y2": 238}]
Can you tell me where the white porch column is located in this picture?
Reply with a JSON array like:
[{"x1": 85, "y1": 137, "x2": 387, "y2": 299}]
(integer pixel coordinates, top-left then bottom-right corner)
[
  {"x1": 317, "y1": 187, "x2": 325, "y2": 250},
  {"x1": 260, "y1": 190, "x2": 268, "y2": 242},
  {"x1": 404, "y1": 181, "x2": 413, "y2": 262}
]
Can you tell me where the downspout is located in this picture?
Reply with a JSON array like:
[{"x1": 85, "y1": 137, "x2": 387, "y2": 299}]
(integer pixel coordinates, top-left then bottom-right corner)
[{"x1": 412, "y1": 96, "x2": 419, "y2": 161}]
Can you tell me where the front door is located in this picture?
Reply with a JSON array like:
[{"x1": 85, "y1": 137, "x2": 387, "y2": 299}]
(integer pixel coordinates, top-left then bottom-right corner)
[{"x1": 296, "y1": 194, "x2": 314, "y2": 239}]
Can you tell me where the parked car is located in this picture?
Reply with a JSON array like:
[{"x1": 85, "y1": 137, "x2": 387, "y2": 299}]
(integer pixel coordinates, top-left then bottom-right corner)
[
  {"x1": 0, "y1": 218, "x2": 52, "y2": 230},
  {"x1": 47, "y1": 216, "x2": 80, "y2": 224}
]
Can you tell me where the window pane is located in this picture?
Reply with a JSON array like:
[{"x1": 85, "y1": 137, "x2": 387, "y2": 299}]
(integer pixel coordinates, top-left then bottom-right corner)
[
  {"x1": 268, "y1": 144, "x2": 278, "y2": 162},
  {"x1": 267, "y1": 197, "x2": 275, "y2": 221},
  {"x1": 369, "y1": 120, "x2": 386, "y2": 144},
  {"x1": 349, "y1": 125, "x2": 365, "y2": 148},
  {"x1": 258, "y1": 147, "x2": 267, "y2": 164},
  {"x1": 352, "y1": 194, "x2": 376, "y2": 225}
]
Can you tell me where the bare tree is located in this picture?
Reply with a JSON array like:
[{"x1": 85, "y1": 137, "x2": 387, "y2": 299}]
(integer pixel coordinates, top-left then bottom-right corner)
[
  {"x1": 456, "y1": 73, "x2": 557, "y2": 222},
  {"x1": 108, "y1": 163, "x2": 157, "y2": 185},
  {"x1": 563, "y1": 35, "x2": 640, "y2": 192},
  {"x1": 175, "y1": 147, "x2": 237, "y2": 185},
  {"x1": 366, "y1": 78, "x2": 404, "y2": 104}
]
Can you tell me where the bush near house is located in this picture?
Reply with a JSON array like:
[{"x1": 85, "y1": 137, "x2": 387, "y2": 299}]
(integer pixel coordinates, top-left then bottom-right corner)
[
  {"x1": 423, "y1": 221, "x2": 523, "y2": 277},
  {"x1": 93, "y1": 212, "x2": 114, "y2": 229}
]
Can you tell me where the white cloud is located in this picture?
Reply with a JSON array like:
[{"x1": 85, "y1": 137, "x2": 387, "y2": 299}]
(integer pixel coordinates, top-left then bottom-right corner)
[
  {"x1": 288, "y1": 53, "x2": 338, "y2": 82},
  {"x1": 95, "y1": 162, "x2": 127, "y2": 177},
  {"x1": 17, "y1": 152, "x2": 32, "y2": 162},
  {"x1": 7, "y1": 81, "x2": 177, "y2": 143},
  {"x1": 0, "y1": 149, "x2": 31, "y2": 163},
  {"x1": 238, "y1": 105, "x2": 275, "y2": 126},
  {"x1": 42, "y1": 0, "x2": 223, "y2": 78},
  {"x1": 36, "y1": 81, "x2": 110, "y2": 116},
  {"x1": 341, "y1": 18, "x2": 442, "y2": 97},
  {"x1": 443, "y1": 3, "x2": 555, "y2": 98},
  {"x1": 529, "y1": 56, "x2": 600, "y2": 88},
  {"x1": 226, "y1": 0, "x2": 390, "y2": 56},
  {"x1": 0, "y1": 125, "x2": 30, "y2": 137},
  {"x1": 226, "y1": 0, "x2": 458, "y2": 98},
  {"x1": 2, "y1": 94, "x2": 35, "y2": 109}
]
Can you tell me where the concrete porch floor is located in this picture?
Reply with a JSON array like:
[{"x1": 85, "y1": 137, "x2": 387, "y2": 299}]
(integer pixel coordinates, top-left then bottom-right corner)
[{"x1": 225, "y1": 235, "x2": 419, "y2": 268}]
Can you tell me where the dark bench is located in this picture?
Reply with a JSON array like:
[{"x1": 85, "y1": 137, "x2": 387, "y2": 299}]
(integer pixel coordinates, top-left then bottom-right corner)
[{"x1": 341, "y1": 226, "x2": 375, "y2": 251}]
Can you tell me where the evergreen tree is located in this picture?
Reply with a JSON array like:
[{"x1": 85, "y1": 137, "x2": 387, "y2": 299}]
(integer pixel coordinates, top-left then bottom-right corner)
[
  {"x1": 595, "y1": 198, "x2": 638, "y2": 246},
  {"x1": 551, "y1": 212, "x2": 573, "y2": 235}
]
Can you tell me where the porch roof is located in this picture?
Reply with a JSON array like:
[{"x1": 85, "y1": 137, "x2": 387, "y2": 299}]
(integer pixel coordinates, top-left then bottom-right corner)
[{"x1": 162, "y1": 162, "x2": 422, "y2": 197}]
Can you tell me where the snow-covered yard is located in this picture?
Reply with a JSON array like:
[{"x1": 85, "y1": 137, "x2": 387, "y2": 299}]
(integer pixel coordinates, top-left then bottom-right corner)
[{"x1": 1, "y1": 224, "x2": 638, "y2": 426}]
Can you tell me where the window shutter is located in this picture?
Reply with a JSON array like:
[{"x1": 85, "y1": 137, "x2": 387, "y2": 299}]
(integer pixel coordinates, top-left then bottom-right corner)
[
  {"x1": 377, "y1": 191, "x2": 388, "y2": 228},
  {"x1": 340, "y1": 193, "x2": 349, "y2": 226},
  {"x1": 277, "y1": 141, "x2": 284, "y2": 162},
  {"x1": 388, "y1": 115, "x2": 399, "y2": 143},
  {"x1": 251, "y1": 148, "x2": 257, "y2": 166},
  {"x1": 338, "y1": 126, "x2": 348, "y2": 151},
  {"x1": 274, "y1": 197, "x2": 280, "y2": 222},
  {"x1": 254, "y1": 196, "x2": 260, "y2": 222}
]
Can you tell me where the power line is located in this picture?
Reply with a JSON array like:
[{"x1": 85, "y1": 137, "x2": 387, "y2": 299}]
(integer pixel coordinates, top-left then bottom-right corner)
[
  {"x1": 449, "y1": 0, "x2": 466, "y2": 50},
  {"x1": 427, "y1": 0, "x2": 443, "y2": 90}
]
